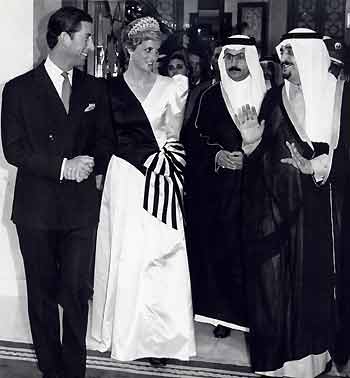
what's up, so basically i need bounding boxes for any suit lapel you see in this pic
[33,63,68,128]
[68,68,88,128]
[33,63,89,153]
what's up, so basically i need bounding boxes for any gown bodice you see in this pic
[109,74,188,173]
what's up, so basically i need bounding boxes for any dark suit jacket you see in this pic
[1,62,115,229]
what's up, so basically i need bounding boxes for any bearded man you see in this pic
[236,28,348,378]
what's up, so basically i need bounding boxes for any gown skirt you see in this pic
[91,154,196,361]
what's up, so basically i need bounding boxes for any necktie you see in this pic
[61,71,71,114]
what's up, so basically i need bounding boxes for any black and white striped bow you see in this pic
[143,140,186,229]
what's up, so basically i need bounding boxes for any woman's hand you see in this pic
[280,141,314,175]
[234,104,265,146]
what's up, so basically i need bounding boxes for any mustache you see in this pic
[282,61,293,68]
[228,66,241,72]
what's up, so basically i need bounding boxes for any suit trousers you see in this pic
[16,225,96,378]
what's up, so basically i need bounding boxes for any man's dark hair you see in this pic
[46,6,93,49]
[169,52,187,65]
[187,48,211,84]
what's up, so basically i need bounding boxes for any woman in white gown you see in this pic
[91,17,196,365]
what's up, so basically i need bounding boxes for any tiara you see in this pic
[128,17,160,38]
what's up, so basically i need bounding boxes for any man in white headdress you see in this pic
[185,35,266,338]
[234,28,349,377]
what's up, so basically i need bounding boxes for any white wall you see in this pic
[0,0,34,343]
[0,0,61,343]
[0,1,34,296]
[1,2,34,84]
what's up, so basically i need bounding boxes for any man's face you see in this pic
[168,58,187,77]
[223,48,249,82]
[189,53,201,80]
[64,21,94,68]
[211,46,222,74]
[280,44,300,85]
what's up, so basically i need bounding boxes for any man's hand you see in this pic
[64,156,94,183]
[234,104,265,146]
[217,150,243,170]
[280,141,314,175]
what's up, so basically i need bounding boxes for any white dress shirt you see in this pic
[44,55,73,97]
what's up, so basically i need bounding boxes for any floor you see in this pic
[0,321,349,377]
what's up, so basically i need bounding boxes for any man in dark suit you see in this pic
[1,7,114,378]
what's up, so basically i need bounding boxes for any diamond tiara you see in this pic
[127,17,160,38]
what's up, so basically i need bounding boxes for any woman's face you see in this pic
[168,58,187,77]
[130,39,160,73]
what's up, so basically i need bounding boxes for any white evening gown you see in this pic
[90,74,196,361]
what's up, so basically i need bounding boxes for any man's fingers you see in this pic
[245,104,255,120]
[226,163,243,170]
[219,151,243,168]
[285,142,300,166]
[251,106,258,119]
[231,151,243,157]
[286,141,297,160]
[291,143,303,160]
[237,109,244,124]
[79,155,94,162]
[286,142,303,167]
[66,166,77,180]
[64,156,94,182]
[281,157,298,169]
[70,169,76,180]
[79,164,93,173]
[234,114,241,128]
[76,170,90,182]
[226,157,241,165]
[227,155,243,164]
[76,156,95,167]
[242,106,248,122]
[77,166,92,178]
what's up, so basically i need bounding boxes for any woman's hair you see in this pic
[123,17,161,52]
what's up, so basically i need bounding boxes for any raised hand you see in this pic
[234,104,265,146]
[64,156,95,183]
[280,141,314,175]
[217,150,243,170]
